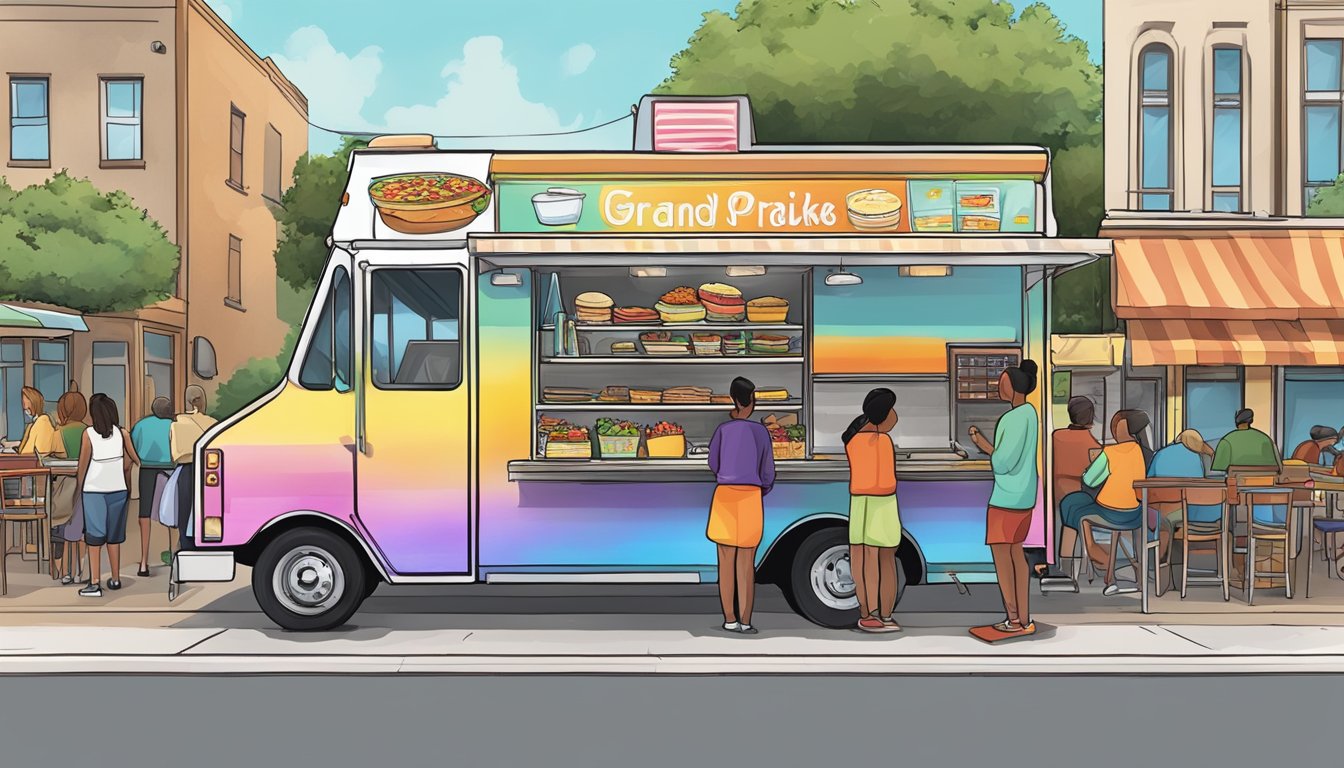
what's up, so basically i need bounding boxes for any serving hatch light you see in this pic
[725,265,767,277]
[630,266,668,278]
[900,265,953,278]
[490,271,523,286]
[824,269,863,286]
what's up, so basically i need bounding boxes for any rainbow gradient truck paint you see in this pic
[171,138,1108,631]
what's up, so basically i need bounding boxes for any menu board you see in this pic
[953,349,1020,402]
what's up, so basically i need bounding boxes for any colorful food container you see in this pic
[646,434,687,458]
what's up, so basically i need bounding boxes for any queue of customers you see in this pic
[2,384,216,596]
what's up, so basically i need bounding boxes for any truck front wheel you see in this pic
[785,527,905,629]
[253,527,367,631]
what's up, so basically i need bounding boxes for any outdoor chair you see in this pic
[1306,517,1344,598]
[1175,487,1231,601]
[0,468,52,596]
[1241,488,1295,605]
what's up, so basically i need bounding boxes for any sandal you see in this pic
[107,579,122,591]
[137,566,151,578]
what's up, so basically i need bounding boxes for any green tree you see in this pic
[211,328,300,419]
[0,172,178,312]
[274,136,366,290]
[1306,174,1344,216]
[659,0,1111,331]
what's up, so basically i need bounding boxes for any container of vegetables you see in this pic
[596,418,642,458]
[768,424,807,460]
[645,421,686,458]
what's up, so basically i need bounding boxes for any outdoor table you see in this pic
[1134,478,1228,614]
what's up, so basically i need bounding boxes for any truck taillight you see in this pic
[203,516,223,541]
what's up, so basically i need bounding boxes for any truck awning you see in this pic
[0,303,88,337]
[471,235,1108,267]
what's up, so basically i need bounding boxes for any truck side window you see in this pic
[299,266,352,392]
[370,268,462,390]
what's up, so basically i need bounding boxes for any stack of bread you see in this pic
[698,283,745,322]
[574,292,613,324]
[613,306,659,324]
[662,386,712,404]
[746,296,789,323]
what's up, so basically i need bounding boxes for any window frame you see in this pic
[91,340,130,420]
[225,234,244,310]
[99,76,144,167]
[1137,43,1175,211]
[1303,38,1344,210]
[32,339,69,415]
[368,266,466,392]
[143,330,176,412]
[298,265,353,393]
[9,75,50,167]
[263,123,283,203]
[1209,45,1244,212]
[228,104,246,193]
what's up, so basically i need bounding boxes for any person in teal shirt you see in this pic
[967,359,1040,640]
[130,397,175,577]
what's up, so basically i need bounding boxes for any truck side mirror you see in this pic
[193,336,218,380]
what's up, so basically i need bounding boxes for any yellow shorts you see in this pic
[707,485,764,548]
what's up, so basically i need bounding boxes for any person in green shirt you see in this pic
[1211,409,1281,472]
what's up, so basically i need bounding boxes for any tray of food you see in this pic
[596,418,641,458]
[655,287,706,324]
[368,173,491,234]
[646,421,686,458]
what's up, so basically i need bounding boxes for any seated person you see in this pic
[1290,425,1339,467]
[1059,410,1150,594]
[1147,430,1219,562]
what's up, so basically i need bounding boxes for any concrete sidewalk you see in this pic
[3,621,1344,675]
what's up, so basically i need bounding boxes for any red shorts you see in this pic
[986,505,1033,545]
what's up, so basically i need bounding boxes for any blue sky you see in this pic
[208,0,1101,154]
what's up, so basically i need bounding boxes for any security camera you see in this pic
[150,41,167,54]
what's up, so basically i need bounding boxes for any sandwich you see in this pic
[574,291,614,324]
[662,386,713,404]
[630,388,663,404]
[698,283,746,322]
[748,333,791,355]
[755,387,790,402]
[655,286,706,324]
[745,296,789,324]
[610,341,637,355]
[721,332,746,356]
[598,386,630,403]
[542,387,598,403]
[692,333,723,356]
[613,306,659,324]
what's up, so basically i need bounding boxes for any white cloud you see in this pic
[382,36,581,137]
[271,26,383,132]
[561,43,596,76]
[211,1,237,26]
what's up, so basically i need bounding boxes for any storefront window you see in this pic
[1185,366,1243,447]
[144,331,175,411]
[0,341,23,441]
[92,341,129,419]
[1138,44,1174,211]
[1282,367,1344,462]
[1304,39,1344,210]
[1210,46,1243,212]
[32,340,67,415]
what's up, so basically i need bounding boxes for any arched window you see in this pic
[1210,46,1243,211]
[1138,44,1174,210]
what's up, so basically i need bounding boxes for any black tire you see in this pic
[252,527,368,631]
[784,527,907,629]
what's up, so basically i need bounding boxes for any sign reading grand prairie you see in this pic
[495,178,1040,234]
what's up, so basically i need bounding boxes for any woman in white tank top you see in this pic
[76,394,141,597]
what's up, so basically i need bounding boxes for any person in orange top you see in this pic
[1290,426,1339,467]
[1059,410,1151,594]
[843,388,901,633]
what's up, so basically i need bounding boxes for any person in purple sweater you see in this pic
[707,377,776,634]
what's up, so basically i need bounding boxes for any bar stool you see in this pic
[1242,488,1295,605]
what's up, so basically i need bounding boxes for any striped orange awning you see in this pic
[1129,318,1344,367]
[1113,231,1344,321]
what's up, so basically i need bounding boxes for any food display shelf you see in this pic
[536,403,804,412]
[547,323,805,333]
[539,356,805,365]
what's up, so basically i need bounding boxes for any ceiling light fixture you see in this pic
[630,266,668,278]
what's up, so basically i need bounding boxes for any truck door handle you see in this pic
[340,436,356,456]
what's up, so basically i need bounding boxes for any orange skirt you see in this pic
[986,505,1033,545]
[707,485,764,548]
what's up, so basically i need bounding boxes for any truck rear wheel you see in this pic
[253,527,367,631]
[785,527,905,629]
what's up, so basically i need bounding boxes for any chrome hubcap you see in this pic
[810,544,859,611]
[273,545,344,616]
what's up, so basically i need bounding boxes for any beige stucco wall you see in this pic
[183,0,307,403]
[0,0,179,239]
[1104,0,1278,213]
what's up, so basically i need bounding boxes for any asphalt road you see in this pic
[1,674,1339,766]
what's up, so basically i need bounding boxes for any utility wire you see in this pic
[304,111,635,140]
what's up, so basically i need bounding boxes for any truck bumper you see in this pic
[169,550,236,601]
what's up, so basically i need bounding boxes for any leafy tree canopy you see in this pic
[1306,175,1344,216]
[274,136,366,290]
[0,172,178,313]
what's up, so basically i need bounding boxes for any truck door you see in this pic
[356,262,471,575]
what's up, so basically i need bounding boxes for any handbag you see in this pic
[157,465,182,527]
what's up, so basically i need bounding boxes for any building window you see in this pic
[263,124,283,202]
[92,341,129,420]
[100,78,143,163]
[9,77,49,164]
[0,341,24,442]
[1210,47,1243,212]
[143,331,175,411]
[1138,44,1174,211]
[1282,367,1344,461]
[1305,39,1344,209]
[226,235,243,308]
[32,340,68,415]
[1185,366,1244,448]
[228,105,245,191]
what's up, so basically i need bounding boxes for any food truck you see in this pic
[172,134,1110,631]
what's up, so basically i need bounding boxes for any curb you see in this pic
[4,653,1344,675]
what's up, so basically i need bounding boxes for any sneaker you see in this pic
[857,617,887,633]
[880,617,903,632]
[78,583,102,598]
[737,624,759,635]
[721,621,741,633]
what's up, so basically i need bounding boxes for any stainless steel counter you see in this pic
[507,458,993,483]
